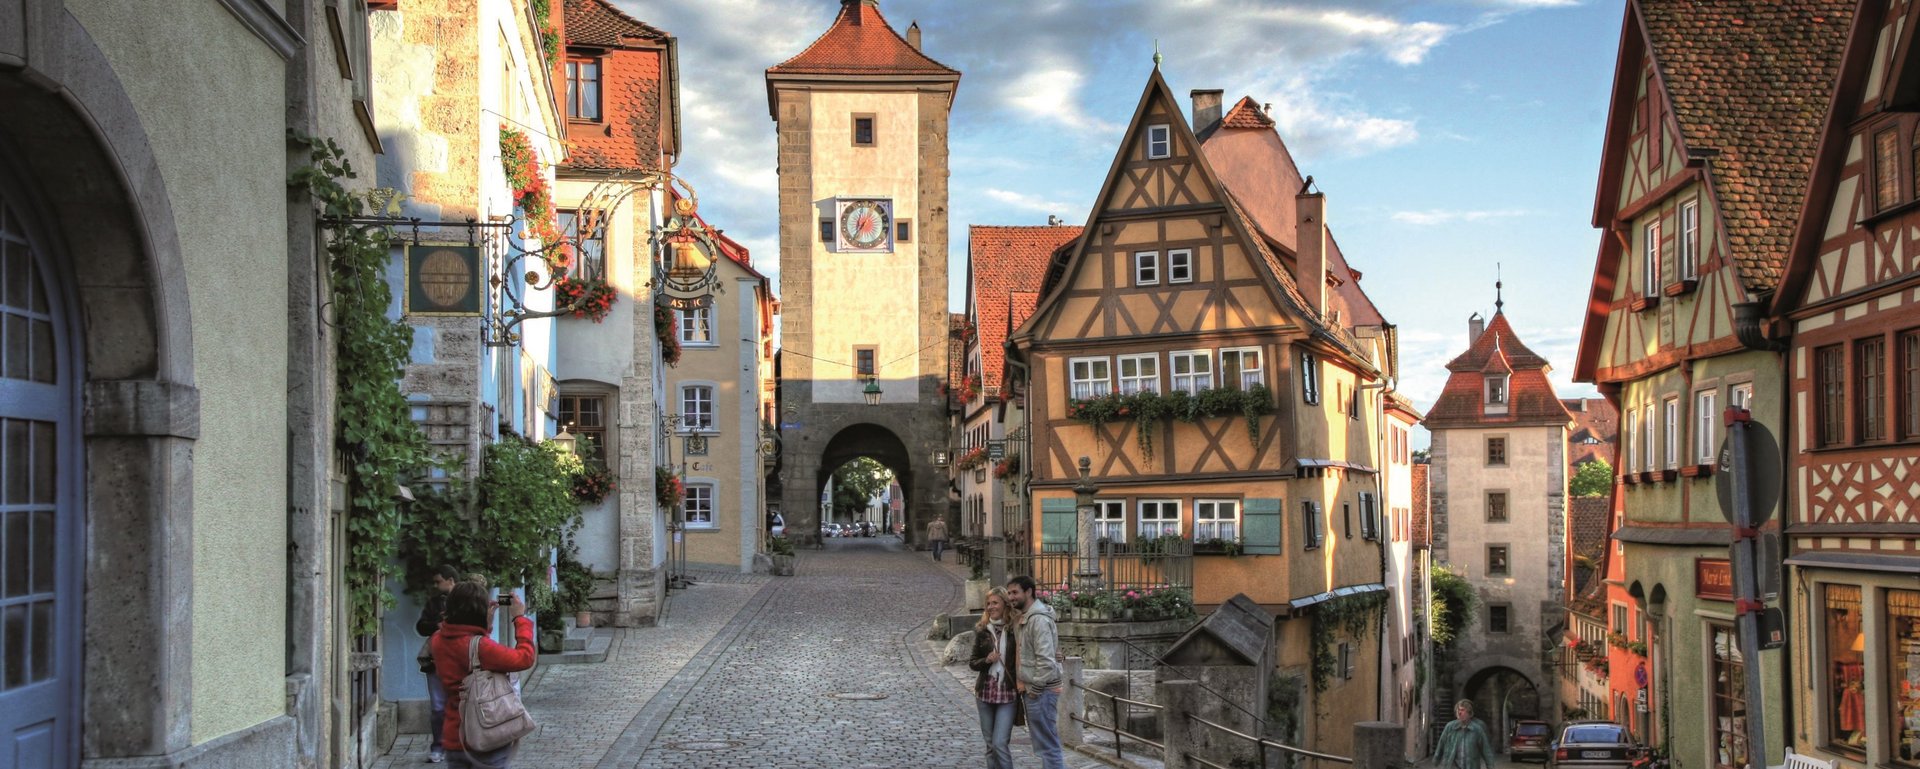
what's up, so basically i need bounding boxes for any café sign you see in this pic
[1696,558,1734,601]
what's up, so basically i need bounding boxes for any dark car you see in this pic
[1551,721,1642,769]
[1511,720,1552,762]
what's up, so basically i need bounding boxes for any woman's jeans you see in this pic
[447,743,515,769]
[976,699,1016,769]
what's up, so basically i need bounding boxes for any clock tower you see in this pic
[767,0,959,545]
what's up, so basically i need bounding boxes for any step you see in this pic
[537,630,612,665]
[562,626,591,652]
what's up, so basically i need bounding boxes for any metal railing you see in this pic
[993,545,1192,621]
[1071,681,1164,758]
[1185,712,1354,769]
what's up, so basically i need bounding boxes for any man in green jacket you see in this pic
[1432,699,1497,769]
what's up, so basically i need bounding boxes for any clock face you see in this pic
[838,199,892,251]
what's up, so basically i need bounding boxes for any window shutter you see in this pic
[1243,498,1283,555]
[1313,502,1325,548]
[1040,498,1077,553]
[1361,494,1378,541]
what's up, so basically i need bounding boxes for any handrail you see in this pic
[1068,713,1164,752]
[1187,713,1355,765]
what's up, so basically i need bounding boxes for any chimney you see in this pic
[1191,89,1223,133]
[1294,192,1327,318]
[1468,312,1485,345]
[907,21,921,50]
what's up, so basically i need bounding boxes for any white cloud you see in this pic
[1391,208,1530,225]
[998,58,1121,136]
[982,188,1079,218]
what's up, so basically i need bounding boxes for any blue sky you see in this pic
[622,0,1622,439]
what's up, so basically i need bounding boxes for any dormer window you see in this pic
[565,58,601,121]
[1485,374,1509,406]
[1147,124,1171,159]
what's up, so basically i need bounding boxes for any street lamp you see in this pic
[863,380,882,406]
[551,425,577,454]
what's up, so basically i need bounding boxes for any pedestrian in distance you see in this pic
[927,516,949,562]
[1005,575,1066,769]
[1431,699,1497,769]
[969,586,1023,769]
[415,565,460,764]
[431,580,537,768]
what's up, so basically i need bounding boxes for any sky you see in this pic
[619,0,1622,444]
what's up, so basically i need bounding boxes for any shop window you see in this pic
[1887,589,1920,766]
[1711,624,1750,769]
[1827,584,1866,756]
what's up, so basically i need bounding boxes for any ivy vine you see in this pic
[1429,563,1477,649]
[290,134,437,637]
[473,438,584,588]
[1309,590,1387,692]
[1066,385,1273,459]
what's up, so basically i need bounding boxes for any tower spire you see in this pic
[1495,263,1504,314]
[1153,40,1162,69]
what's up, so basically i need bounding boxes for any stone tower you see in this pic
[766,0,959,544]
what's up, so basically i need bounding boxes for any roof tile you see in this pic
[767,0,957,77]
[1424,312,1572,429]
[970,225,1081,396]
[563,0,665,48]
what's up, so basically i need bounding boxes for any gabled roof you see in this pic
[1568,496,1613,604]
[968,225,1081,397]
[767,0,957,77]
[1425,312,1572,429]
[948,313,970,407]
[1564,397,1618,468]
[1411,463,1430,549]
[563,0,666,48]
[1221,96,1274,130]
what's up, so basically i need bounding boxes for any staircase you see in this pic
[538,624,613,665]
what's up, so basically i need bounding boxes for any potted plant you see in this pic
[554,541,595,627]
[965,555,990,612]
[1193,537,1242,556]
[768,534,796,576]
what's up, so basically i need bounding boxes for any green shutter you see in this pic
[1243,498,1283,555]
[1040,498,1077,553]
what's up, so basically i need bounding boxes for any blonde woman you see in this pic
[969,587,1023,769]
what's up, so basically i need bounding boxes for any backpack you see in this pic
[459,636,536,751]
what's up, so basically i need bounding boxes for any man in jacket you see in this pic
[416,565,459,763]
[1006,575,1065,769]
[927,517,949,562]
[1431,699,1497,769]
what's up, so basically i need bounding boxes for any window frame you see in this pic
[1678,198,1700,281]
[1193,499,1241,542]
[852,114,876,147]
[1486,490,1509,523]
[1167,248,1194,283]
[677,306,714,346]
[1169,349,1214,394]
[1134,250,1159,286]
[557,392,609,466]
[1643,219,1662,298]
[1858,335,1888,443]
[1625,408,1638,472]
[1488,603,1512,634]
[557,209,606,281]
[1487,544,1511,577]
[1876,125,1903,212]
[1094,499,1126,543]
[1069,356,1113,400]
[1902,330,1920,440]
[1486,436,1507,467]
[564,57,602,121]
[683,481,716,527]
[1220,347,1263,390]
[1146,124,1171,159]
[1137,499,1181,539]
[895,219,912,243]
[1359,492,1378,541]
[854,346,878,380]
[680,384,715,433]
[1300,352,1320,405]
[1117,353,1160,395]
[1822,583,1865,758]
[1817,344,1847,447]
[1302,500,1324,550]
[1663,396,1680,469]
[819,219,834,243]
[1695,390,1717,463]
[1485,374,1509,406]
[1641,404,1657,471]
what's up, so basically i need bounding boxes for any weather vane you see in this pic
[1495,262,1504,313]
[1153,40,1162,69]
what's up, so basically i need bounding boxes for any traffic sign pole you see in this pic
[1723,406,1768,769]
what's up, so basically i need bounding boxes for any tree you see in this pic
[1570,457,1613,497]
[830,457,893,519]
[1411,448,1430,464]
[1429,564,1476,648]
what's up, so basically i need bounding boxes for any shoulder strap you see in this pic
[468,635,481,673]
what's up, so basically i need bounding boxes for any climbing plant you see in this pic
[1429,563,1477,649]
[289,135,438,637]
[1065,385,1273,459]
[473,438,584,588]
[1309,590,1387,692]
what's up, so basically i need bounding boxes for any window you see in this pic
[1824,584,1864,755]
[1486,491,1508,523]
[1118,354,1160,395]
[855,347,877,379]
[1337,641,1355,680]
[1134,251,1159,286]
[565,58,601,120]
[1486,436,1507,466]
[1625,409,1638,472]
[1696,390,1717,463]
[1167,248,1193,283]
[1709,624,1749,769]
[678,307,713,345]
[1905,331,1920,439]
[1302,501,1324,550]
[1069,357,1112,400]
[680,385,714,432]
[1663,396,1679,469]
[1612,604,1628,635]
[557,209,606,280]
[1487,545,1510,576]
[1731,382,1754,411]
[1194,500,1239,542]
[819,219,834,243]
[1488,604,1511,634]
[1641,404,1656,471]
[1859,336,1887,442]
[1679,199,1700,281]
[895,220,912,243]
[1643,220,1662,297]
[1300,352,1320,404]
[1170,351,1213,394]
[1094,500,1126,542]
[1877,128,1902,211]
[1342,503,1352,539]
[1138,500,1180,538]
[1147,124,1171,159]
[1347,385,1360,420]
[1359,493,1378,541]
[684,483,714,527]
[852,115,875,147]
[1221,348,1263,390]
[1817,344,1846,447]
[558,393,607,465]
[1886,590,1920,766]
[1485,374,1508,406]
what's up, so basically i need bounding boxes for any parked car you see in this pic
[1510,720,1552,762]
[1551,721,1642,769]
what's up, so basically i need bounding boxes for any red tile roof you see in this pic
[767,0,958,77]
[1568,496,1613,600]
[1411,463,1430,549]
[1423,312,1572,430]
[969,225,1082,397]
[1220,96,1273,130]
[1564,397,1618,468]
[1635,0,1854,291]
[563,0,665,48]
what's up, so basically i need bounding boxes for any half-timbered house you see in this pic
[1007,69,1393,754]
[1772,2,1920,766]
[1574,2,1849,764]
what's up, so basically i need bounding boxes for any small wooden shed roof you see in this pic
[1160,594,1271,667]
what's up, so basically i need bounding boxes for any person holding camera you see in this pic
[430,582,536,768]
[415,565,460,763]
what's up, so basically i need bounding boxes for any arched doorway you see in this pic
[1464,665,1542,747]
[0,152,83,769]
[812,424,916,544]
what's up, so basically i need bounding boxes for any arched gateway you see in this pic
[766,0,959,546]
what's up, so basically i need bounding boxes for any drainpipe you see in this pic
[1732,297,1785,352]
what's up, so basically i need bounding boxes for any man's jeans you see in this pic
[426,671,448,750]
[932,539,947,561]
[976,699,1016,769]
[1026,687,1066,769]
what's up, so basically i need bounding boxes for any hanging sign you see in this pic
[1696,558,1734,601]
[405,244,484,316]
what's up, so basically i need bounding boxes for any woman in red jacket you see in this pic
[431,581,536,768]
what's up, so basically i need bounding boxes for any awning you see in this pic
[1784,551,1920,575]
[1294,458,1379,475]
[1612,525,1730,546]
[1289,583,1387,611]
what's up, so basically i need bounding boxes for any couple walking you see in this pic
[969,575,1068,769]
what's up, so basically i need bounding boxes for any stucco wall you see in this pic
[66,0,293,744]
[666,264,762,571]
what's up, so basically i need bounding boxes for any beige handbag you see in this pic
[459,636,536,751]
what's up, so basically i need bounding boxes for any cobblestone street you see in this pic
[379,537,1106,768]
